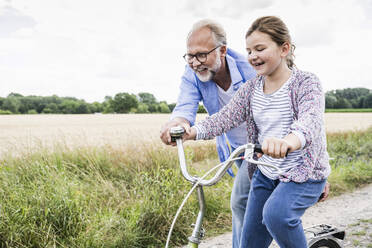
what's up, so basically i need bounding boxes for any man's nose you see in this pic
[191,57,201,68]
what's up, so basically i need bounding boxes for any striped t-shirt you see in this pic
[252,75,304,180]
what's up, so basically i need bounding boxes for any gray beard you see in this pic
[196,70,215,82]
[196,56,221,82]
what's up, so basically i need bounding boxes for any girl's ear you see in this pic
[281,42,290,57]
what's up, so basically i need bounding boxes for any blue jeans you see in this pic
[231,159,250,248]
[240,169,326,248]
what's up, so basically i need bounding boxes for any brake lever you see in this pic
[243,144,283,174]
[245,158,283,174]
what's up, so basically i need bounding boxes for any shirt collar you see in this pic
[226,52,243,86]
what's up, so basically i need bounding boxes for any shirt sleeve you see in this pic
[193,125,206,140]
[171,67,202,126]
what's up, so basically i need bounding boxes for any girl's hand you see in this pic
[182,126,197,141]
[260,133,301,158]
[318,181,330,202]
[261,137,291,158]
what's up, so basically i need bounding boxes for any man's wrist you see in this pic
[171,117,190,127]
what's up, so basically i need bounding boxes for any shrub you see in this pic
[0,109,12,114]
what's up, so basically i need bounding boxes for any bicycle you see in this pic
[166,126,345,248]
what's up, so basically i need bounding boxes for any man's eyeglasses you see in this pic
[183,45,221,63]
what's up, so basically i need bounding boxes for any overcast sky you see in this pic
[1,0,372,103]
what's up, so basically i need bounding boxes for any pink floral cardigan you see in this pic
[194,67,331,183]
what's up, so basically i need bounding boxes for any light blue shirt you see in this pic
[171,48,256,164]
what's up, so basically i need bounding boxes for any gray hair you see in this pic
[188,19,227,46]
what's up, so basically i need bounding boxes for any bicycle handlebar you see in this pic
[175,138,247,186]
[170,126,283,186]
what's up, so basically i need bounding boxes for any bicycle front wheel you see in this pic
[309,239,342,248]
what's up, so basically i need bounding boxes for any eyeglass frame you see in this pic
[183,45,222,64]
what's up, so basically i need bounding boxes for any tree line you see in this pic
[0,88,371,114]
[325,87,372,109]
[0,92,180,114]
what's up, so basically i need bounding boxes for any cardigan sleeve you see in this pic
[289,72,325,148]
[194,82,250,140]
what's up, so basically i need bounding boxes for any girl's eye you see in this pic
[257,48,264,52]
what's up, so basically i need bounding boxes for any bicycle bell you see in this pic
[170,126,185,142]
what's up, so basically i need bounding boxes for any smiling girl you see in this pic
[183,16,331,248]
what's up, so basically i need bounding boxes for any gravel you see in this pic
[186,184,372,248]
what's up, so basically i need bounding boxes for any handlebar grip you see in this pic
[254,144,263,154]
[170,126,185,142]
[254,144,289,157]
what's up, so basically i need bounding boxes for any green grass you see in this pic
[0,127,371,247]
[325,108,372,112]
[351,230,367,236]
[0,142,231,247]
[326,127,372,196]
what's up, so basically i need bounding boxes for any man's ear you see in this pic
[220,45,227,57]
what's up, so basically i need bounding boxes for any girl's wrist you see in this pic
[192,125,207,140]
[284,133,301,151]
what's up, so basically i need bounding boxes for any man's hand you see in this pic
[318,181,330,202]
[160,118,190,146]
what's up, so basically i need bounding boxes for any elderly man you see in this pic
[160,19,256,248]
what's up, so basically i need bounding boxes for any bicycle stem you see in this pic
[188,186,205,246]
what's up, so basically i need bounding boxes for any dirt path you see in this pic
[193,184,372,248]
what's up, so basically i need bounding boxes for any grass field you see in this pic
[0,114,371,247]
[0,113,371,157]
[326,108,372,113]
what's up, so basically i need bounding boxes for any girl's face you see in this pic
[245,31,288,76]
